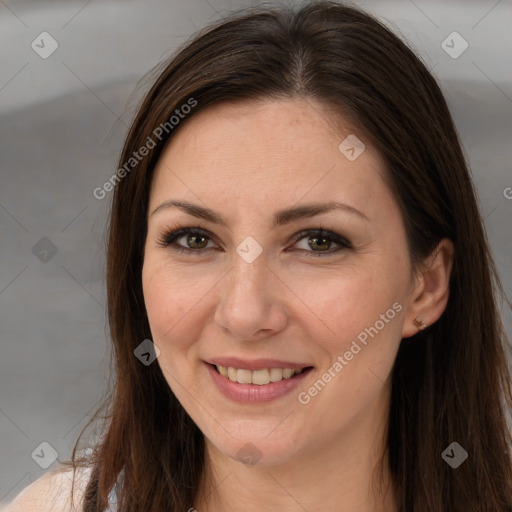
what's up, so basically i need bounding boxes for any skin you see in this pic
[142,98,453,512]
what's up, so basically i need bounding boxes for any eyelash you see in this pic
[156,225,352,257]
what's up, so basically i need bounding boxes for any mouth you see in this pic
[209,363,314,386]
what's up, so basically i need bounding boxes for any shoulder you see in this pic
[3,465,93,512]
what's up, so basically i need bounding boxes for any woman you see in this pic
[7,1,512,511]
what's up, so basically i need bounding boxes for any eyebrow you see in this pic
[150,199,368,228]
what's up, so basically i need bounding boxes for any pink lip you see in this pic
[205,362,313,404]
[205,357,311,371]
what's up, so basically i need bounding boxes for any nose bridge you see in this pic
[226,247,269,304]
[214,246,286,338]
[225,232,268,294]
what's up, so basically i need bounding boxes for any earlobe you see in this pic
[401,238,454,338]
[413,318,427,331]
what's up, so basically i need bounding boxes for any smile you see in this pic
[205,362,314,403]
[214,365,308,385]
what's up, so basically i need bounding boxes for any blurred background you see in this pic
[1,0,511,505]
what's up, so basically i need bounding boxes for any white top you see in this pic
[3,466,118,512]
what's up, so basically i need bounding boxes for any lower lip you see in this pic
[205,363,313,404]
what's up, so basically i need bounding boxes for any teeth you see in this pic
[236,369,252,384]
[215,365,305,385]
[282,368,295,379]
[252,368,270,385]
[270,368,283,382]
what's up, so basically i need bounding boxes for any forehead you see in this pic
[149,98,391,223]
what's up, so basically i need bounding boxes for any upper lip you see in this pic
[206,357,313,371]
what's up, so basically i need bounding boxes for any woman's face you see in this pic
[142,98,416,466]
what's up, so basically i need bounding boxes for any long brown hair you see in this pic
[63,1,512,510]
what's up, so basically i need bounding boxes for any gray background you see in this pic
[1,0,511,505]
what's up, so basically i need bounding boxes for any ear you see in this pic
[402,238,454,338]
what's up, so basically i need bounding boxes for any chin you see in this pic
[202,418,307,467]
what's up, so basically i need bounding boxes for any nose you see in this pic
[214,253,288,341]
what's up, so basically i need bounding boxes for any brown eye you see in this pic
[157,227,217,253]
[291,229,352,256]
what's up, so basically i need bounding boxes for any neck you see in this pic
[194,381,398,512]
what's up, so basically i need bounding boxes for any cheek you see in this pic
[290,260,407,400]
[141,262,205,395]
[142,257,226,380]
[144,252,204,312]
[142,261,199,347]
[295,265,403,343]
[294,275,403,425]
